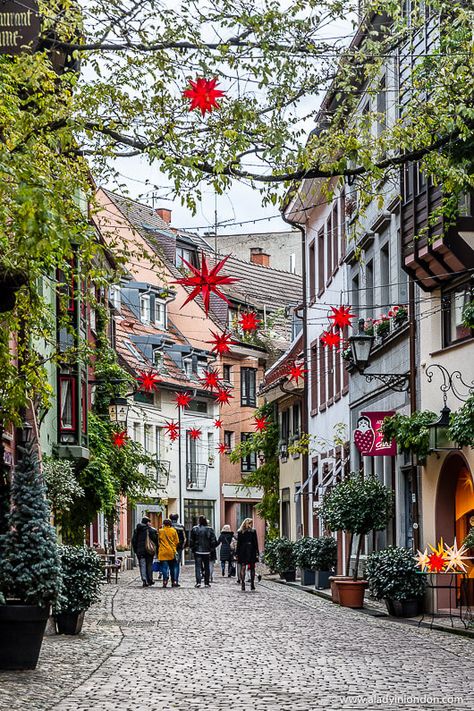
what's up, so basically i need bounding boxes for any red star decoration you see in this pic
[321,330,341,348]
[112,430,127,448]
[164,421,179,440]
[287,362,306,384]
[189,427,202,440]
[215,388,233,406]
[427,553,446,573]
[239,311,260,332]
[214,418,223,429]
[175,391,192,409]
[137,370,160,393]
[217,442,229,455]
[328,306,355,329]
[207,330,234,355]
[174,253,238,315]
[200,368,221,391]
[254,416,268,432]
[183,77,225,116]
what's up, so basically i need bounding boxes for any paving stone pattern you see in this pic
[0,568,473,711]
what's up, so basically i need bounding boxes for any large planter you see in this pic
[315,570,331,590]
[301,569,316,586]
[329,575,350,604]
[337,579,368,608]
[0,603,49,670]
[55,609,86,635]
[385,598,421,618]
[280,570,296,582]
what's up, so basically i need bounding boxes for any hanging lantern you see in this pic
[254,416,268,432]
[428,406,459,452]
[328,305,355,329]
[215,388,233,405]
[239,311,260,332]
[200,368,221,391]
[214,418,223,429]
[175,391,192,409]
[137,370,160,393]
[183,77,225,115]
[207,330,234,355]
[189,427,202,440]
[174,253,238,315]
[112,430,127,448]
[321,329,342,348]
[164,420,179,440]
[217,442,229,455]
[108,397,129,428]
[287,362,306,384]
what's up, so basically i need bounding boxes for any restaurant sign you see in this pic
[0,0,40,55]
[354,411,397,457]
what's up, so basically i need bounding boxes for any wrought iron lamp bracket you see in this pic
[363,372,410,393]
[425,364,474,404]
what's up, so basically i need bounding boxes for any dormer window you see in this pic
[155,299,166,329]
[176,246,197,269]
[109,285,121,310]
[140,294,151,324]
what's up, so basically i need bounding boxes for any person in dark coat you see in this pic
[131,516,158,587]
[217,524,235,576]
[189,516,217,587]
[236,518,259,591]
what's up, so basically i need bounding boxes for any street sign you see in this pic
[0,0,40,55]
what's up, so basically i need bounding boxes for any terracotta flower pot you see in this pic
[329,575,350,604]
[337,579,368,608]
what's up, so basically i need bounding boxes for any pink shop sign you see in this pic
[353,411,397,457]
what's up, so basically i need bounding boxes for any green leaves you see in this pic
[366,546,426,602]
[380,411,437,461]
[449,396,474,449]
[320,474,393,537]
[294,536,337,571]
[54,545,103,613]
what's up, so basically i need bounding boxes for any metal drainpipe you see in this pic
[281,213,309,536]
[408,276,420,551]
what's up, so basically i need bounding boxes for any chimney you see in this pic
[250,247,270,268]
[156,208,172,225]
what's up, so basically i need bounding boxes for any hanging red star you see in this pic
[183,77,225,116]
[321,330,342,348]
[175,391,192,409]
[215,388,233,405]
[174,253,238,315]
[214,418,223,429]
[164,421,179,440]
[287,362,306,384]
[239,311,260,332]
[137,370,160,393]
[217,442,230,455]
[254,416,268,432]
[207,330,234,355]
[189,427,202,440]
[200,368,221,391]
[112,430,127,448]
[328,306,355,329]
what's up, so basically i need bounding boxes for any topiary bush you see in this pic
[295,536,337,571]
[54,546,104,614]
[366,546,426,602]
[264,537,296,574]
[0,444,61,607]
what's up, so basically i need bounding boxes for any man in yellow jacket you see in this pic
[157,519,180,587]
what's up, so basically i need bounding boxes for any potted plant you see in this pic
[389,305,408,327]
[265,537,297,581]
[363,318,374,336]
[0,444,61,669]
[312,536,337,590]
[54,545,104,635]
[320,474,393,608]
[295,537,318,586]
[374,315,391,339]
[366,546,426,617]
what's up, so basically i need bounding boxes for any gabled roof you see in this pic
[260,332,304,394]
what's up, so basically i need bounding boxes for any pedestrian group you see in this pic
[132,515,260,591]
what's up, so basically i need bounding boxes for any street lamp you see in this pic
[108,397,129,428]
[427,405,458,452]
[349,319,374,372]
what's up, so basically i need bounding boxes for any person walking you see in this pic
[132,516,158,588]
[157,519,180,588]
[189,516,217,588]
[170,512,187,586]
[217,524,235,577]
[236,518,259,591]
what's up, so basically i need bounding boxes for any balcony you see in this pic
[186,463,208,491]
[146,458,171,489]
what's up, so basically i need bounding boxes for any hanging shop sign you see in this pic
[0,0,40,55]
[354,411,396,457]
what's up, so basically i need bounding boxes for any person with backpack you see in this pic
[170,512,187,586]
[236,518,259,591]
[131,516,158,587]
[189,516,217,588]
[157,519,180,588]
[216,524,235,577]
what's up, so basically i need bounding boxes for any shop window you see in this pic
[241,433,257,473]
[443,281,473,346]
[241,367,256,407]
[59,376,77,432]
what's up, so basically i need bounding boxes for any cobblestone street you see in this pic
[1,569,473,711]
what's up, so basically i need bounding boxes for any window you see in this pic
[176,246,196,268]
[335,345,342,397]
[241,367,257,407]
[327,345,334,402]
[241,433,257,472]
[223,364,232,383]
[443,281,473,346]
[292,403,300,438]
[380,243,390,308]
[207,432,215,465]
[309,240,316,300]
[144,424,153,453]
[153,349,163,367]
[326,214,332,280]
[319,344,326,405]
[154,299,166,328]
[109,284,121,310]
[281,409,290,444]
[187,400,209,415]
[332,203,339,269]
[365,260,374,318]
[155,427,162,458]
[125,340,145,363]
[310,342,318,412]
[289,253,296,274]
[376,76,387,141]
[133,422,141,444]
[59,376,76,432]
[186,431,198,467]
[403,162,414,202]
[140,294,151,324]
[318,227,325,294]
[281,488,291,538]
[237,502,254,528]
[352,274,360,316]
[224,431,234,452]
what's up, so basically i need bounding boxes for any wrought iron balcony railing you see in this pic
[186,463,208,491]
